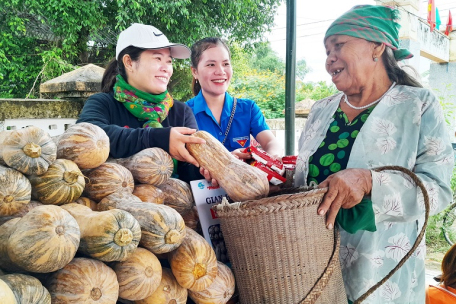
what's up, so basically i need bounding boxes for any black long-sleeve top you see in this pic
[77,92,202,183]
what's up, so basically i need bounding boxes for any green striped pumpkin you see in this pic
[0,274,51,304]
[0,165,31,216]
[2,126,57,176]
[98,191,186,254]
[7,205,80,273]
[29,159,85,205]
[61,203,141,262]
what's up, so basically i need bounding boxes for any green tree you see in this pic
[296,58,310,81]
[0,0,281,98]
[250,42,285,74]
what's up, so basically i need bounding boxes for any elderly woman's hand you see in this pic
[169,127,205,167]
[317,168,372,229]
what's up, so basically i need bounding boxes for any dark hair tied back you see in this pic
[382,47,422,88]
[101,46,146,93]
[190,37,231,96]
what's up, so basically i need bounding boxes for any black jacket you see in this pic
[77,92,202,183]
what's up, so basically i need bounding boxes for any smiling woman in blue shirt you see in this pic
[186,38,283,161]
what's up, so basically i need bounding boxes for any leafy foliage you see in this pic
[0,0,281,98]
[228,43,336,119]
[231,69,286,119]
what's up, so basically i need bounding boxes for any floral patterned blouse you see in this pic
[295,85,454,304]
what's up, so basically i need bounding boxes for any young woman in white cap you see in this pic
[77,23,204,182]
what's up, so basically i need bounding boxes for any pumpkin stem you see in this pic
[165,229,181,244]
[169,300,177,304]
[163,284,171,293]
[3,195,14,204]
[90,288,102,301]
[63,171,79,184]
[114,228,133,246]
[145,266,154,278]
[23,143,41,158]
[192,263,207,280]
[55,225,65,236]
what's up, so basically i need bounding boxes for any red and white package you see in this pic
[243,146,285,175]
[250,161,287,185]
[282,155,298,170]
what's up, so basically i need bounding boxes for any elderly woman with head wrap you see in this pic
[294,5,453,304]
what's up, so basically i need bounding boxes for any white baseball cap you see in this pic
[116,23,190,60]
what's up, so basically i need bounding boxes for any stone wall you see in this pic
[0,98,306,153]
[0,98,83,136]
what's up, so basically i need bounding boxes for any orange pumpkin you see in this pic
[116,148,173,185]
[169,228,218,292]
[157,178,194,216]
[132,184,165,204]
[188,261,236,304]
[46,257,119,303]
[136,268,187,304]
[182,206,199,230]
[113,247,162,301]
[74,197,98,210]
[187,131,269,201]
[83,163,134,201]
[56,122,110,169]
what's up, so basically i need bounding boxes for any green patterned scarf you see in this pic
[113,75,174,128]
[324,5,413,61]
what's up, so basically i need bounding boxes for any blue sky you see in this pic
[266,0,455,83]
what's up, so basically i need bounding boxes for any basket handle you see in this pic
[354,166,430,303]
[300,227,341,304]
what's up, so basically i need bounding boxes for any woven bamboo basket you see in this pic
[214,166,430,304]
[215,187,347,304]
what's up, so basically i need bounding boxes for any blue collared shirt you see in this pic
[186,91,269,152]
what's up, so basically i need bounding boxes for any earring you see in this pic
[373,57,378,62]
[195,79,199,84]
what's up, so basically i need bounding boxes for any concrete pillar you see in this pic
[39,64,104,101]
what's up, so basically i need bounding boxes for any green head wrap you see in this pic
[324,5,413,61]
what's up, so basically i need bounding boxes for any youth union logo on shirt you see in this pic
[233,136,249,147]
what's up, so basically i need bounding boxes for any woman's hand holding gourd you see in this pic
[317,168,372,229]
[169,127,205,167]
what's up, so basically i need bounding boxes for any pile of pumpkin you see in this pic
[0,122,235,304]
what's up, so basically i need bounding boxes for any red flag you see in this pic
[445,11,453,36]
[428,0,436,31]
